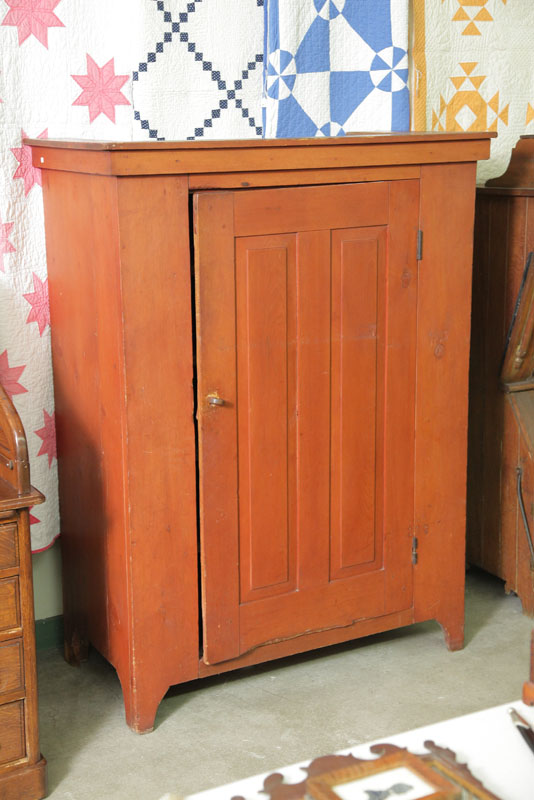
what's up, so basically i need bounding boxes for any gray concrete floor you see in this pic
[37,569,533,800]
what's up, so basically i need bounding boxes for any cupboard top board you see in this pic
[26,132,495,177]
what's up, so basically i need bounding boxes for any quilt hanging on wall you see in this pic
[1,0,411,552]
[263,0,410,138]
[411,0,534,183]
[0,0,264,552]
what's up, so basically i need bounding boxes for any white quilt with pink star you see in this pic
[0,0,140,551]
[0,0,265,551]
[1,0,413,553]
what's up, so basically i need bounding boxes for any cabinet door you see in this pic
[194,180,419,665]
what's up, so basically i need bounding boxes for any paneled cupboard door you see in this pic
[194,180,419,666]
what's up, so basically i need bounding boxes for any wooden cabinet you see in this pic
[468,136,534,613]
[28,132,492,733]
[0,385,46,798]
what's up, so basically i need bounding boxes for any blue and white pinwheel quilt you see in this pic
[263,0,410,138]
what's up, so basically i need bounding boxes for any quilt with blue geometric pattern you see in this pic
[263,0,409,138]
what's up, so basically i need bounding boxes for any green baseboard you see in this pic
[35,615,63,651]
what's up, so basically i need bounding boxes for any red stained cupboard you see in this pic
[28,133,492,732]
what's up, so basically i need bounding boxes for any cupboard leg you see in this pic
[524,683,534,705]
[119,675,169,734]
[438,617,465,652]
[63,627,89,666]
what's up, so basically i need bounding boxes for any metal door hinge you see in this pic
[416,230,423,261]
[412,536,418,565]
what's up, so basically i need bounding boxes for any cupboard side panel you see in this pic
[466,191,490,567]
[414,162,477,647]
[117,176,199,708]
[42,171,130,676]
[479,197,509,576]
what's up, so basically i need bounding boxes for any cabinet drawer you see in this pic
[0,700,25,765]
[0,578,20,633]
[0,523,18,570]
[0,640,23,696]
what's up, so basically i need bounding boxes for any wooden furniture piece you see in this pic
[468,135,534,614]
[500,252,534,389]
[0,384,46,799]
[28,132,492,733]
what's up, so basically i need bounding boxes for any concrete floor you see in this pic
[37,569,533,800]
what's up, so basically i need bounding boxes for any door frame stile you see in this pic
[193,191,241,665]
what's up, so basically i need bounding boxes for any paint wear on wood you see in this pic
[31,133,491,732]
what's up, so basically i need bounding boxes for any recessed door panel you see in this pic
[236,237,298,602]
[330,229,386,579]
[194,181,419,665]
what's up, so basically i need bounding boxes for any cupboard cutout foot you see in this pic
[518,590,534,618]
[524,682,534,705]
[438,619,465,652]
[120,678,169,734]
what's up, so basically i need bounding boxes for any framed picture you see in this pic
[306,751,460,800]
[259,742,502,800]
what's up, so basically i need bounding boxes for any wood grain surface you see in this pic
[195,180,418,664]
[468,152,534,616]
[32,134,490,730]
[0,384,45,797]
